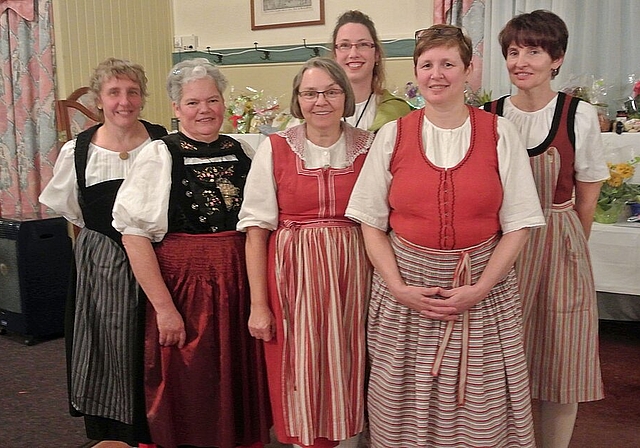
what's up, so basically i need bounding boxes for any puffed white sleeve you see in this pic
[496,116,546,233]
[39,140,84,227]
[345,120,397,231]
[574,101,610,182]
[236,137,279,231]
[112,139,173,242]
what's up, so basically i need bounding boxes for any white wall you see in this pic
[173,1,433,49]
[171,1,433,111]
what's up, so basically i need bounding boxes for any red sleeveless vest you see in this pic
[388,107,502,250]
[270,133,367,223]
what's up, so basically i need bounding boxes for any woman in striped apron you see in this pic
[484,10,607,448]
[346,25,545,447]
[39,58,167,445]
[238,57,374,448]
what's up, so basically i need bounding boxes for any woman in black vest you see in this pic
[113,58,271,448]
[39,57,167,445]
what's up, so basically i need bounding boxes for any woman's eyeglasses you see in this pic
[298,89,345,101]
[414,27,465,42]
[334,42,376,52]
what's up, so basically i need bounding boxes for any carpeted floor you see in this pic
[568,320,640,448]
[0,331,90,448]
[1,320,639,448]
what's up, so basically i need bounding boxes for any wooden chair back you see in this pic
[55,87,102,144]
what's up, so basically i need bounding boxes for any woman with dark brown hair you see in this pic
[485,10,607,448]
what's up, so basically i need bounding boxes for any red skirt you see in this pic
[145,232,271,448]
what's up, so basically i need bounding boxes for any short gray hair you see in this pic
[166,58,228,103]
[290,57,355,119]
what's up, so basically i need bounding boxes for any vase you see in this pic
[594,202,625,224]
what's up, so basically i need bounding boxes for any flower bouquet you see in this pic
[595,156,640,223]
[403,82,425,109]
[561,75,612,131]
[225,86,280,134]
[624,75,640,119]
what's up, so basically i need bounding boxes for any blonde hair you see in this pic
[88,57,148,119]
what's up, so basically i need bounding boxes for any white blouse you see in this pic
[343,94,378,130]
[39,138,150,228]
[501,95,609,182]
[237,134,350,232]
[112,138,255,242]
[345,115,546,234]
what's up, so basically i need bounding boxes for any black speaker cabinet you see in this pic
[0,216,72,344]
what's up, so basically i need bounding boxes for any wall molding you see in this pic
[172,39,415,66]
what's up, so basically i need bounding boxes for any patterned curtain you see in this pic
[433,0,486,93]
[0,0,57,218]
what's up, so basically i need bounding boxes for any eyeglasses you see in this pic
[414,26,465,42]
[298,89,345,101]
[334,42,376,52]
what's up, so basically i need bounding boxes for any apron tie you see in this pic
[430,250,472,406]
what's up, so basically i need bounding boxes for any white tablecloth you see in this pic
[226,133,267,158]
[589,222,640,320]
[589,222,640,296]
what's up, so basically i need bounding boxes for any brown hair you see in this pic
[498,10,568,62]
[331,10,385,96]
[290,57,355,119]
[413,24,473,69]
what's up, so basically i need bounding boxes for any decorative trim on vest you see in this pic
[163,133,251,234]
[276,123,374,166]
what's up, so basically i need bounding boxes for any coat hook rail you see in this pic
[194,40,331,64]
[253,42,271,60]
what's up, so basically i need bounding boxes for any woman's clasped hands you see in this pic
[391,284,487,321]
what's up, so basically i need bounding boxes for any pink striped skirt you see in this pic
[367,232,534,447]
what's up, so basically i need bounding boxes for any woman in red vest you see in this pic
[346,25,544,447]
[484,10,607,448]
[238,57,374,448]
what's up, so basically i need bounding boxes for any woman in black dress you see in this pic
[113,58,271,448]
[39,57,167,445]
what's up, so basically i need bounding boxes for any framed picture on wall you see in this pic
[250,0,325,30]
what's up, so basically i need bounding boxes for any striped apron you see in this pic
[70,227,138,423]
[266,218,371,446]
[516,146,604,403]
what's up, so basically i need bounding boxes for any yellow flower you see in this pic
[611,162,635,179]
[598,156,640,212]
[606,172,624,187]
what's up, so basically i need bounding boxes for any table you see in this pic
[589,222,640,320]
